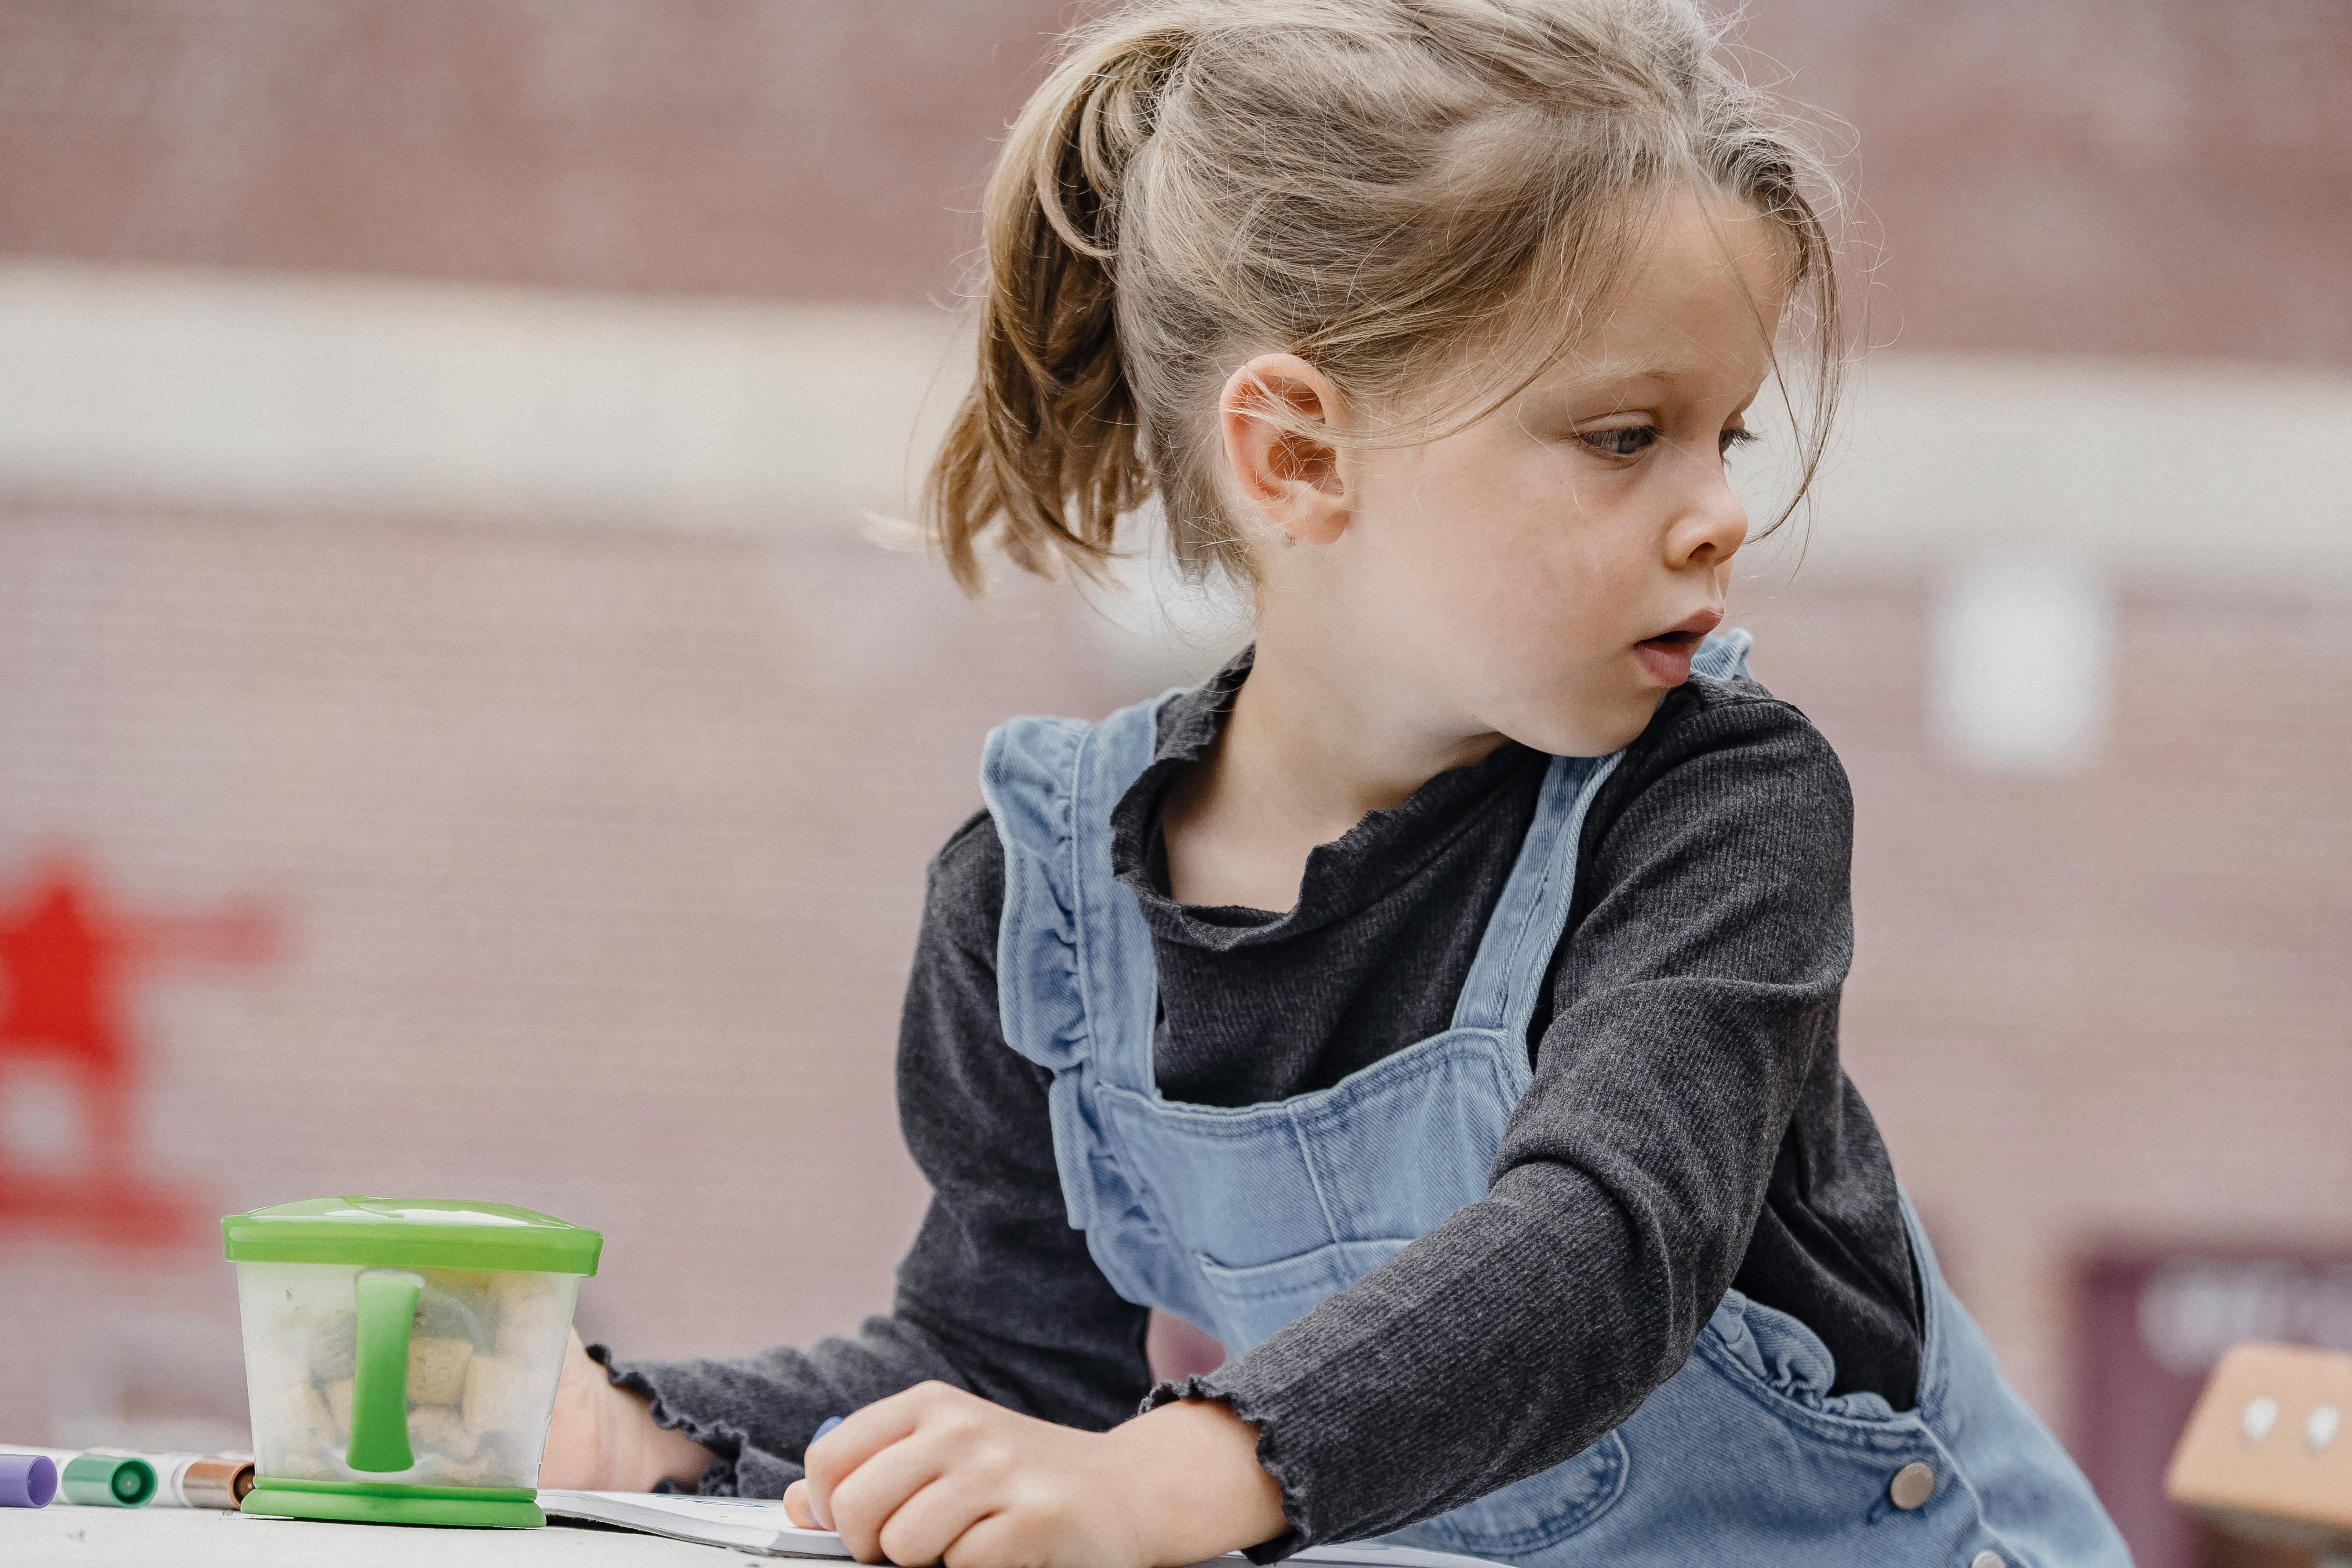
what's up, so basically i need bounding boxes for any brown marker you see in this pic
[171,1455,255,1509]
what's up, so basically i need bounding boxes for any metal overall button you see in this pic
[1887,1461,1935,1510]
[1971,1552,2006,1568]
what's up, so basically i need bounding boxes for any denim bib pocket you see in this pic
[1397,1432,1630,1558]
[1194,1238,1417,1352]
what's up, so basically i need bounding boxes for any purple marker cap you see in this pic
[0,1453,57,1508]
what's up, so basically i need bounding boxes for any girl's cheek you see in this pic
[1385,446,1620,677]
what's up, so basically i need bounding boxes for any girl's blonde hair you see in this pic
[925,0,1846,594]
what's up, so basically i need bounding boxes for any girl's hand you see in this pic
[782,1382,1284,1568]
[539,1327,718,1491]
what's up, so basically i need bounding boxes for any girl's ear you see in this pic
[1218,354,1351,546]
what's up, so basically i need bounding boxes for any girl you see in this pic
[544,3,2130,1566]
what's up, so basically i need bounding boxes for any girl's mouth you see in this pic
[1631,609,1720,687]
[1633,630,1701,686]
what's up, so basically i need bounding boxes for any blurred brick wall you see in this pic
[0,0,2344,362]
[0,0,1071,303]
[1730,0,2352,365]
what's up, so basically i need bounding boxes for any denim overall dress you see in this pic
[979,632,2129,1568]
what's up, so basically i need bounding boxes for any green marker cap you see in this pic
[220,1196,601,1275]
[62,1453,155,1508]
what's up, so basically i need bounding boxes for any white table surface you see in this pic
[3,1503,773,1565]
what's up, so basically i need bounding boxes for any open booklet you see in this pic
[540,1492,1506,1567]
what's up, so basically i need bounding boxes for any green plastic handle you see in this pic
[345,1267,423,1472]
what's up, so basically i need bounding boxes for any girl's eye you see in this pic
[1575,425,1760,460]
[1576,425,1657,458]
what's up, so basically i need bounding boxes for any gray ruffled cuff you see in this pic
[588,1343,806,1498]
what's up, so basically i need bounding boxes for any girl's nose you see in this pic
[1667,455,1749,570]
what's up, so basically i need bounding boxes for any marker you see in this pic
[169,1454,257,1510]
[60,1452,156,1507]
[813,1416,844,1442]
[0,1454,56,1509]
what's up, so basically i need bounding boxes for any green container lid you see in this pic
[221,1196,601,1275]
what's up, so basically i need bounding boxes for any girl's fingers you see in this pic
[939,1508,1038,1568]
[873,1473,999,1568]
[782,1479,819,1530]
[828,1425,958,1563]
[802,1391,933,1535]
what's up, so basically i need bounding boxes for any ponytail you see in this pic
[923,23,1192,594]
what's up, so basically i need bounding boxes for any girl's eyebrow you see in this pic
[1525,370,1683,415]
[1570,356,1690,381]
[1538,352,1763,406]
[1555,347,1727,387]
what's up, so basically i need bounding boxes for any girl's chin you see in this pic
[1489,684,1663,761]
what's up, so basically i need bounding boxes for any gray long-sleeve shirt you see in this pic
[594,652,1920,1553]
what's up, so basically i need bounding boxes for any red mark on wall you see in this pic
[0,858,276,1244]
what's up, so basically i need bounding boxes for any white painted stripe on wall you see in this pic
[0,261,970,530]
[0,261,2347,584]
[1731,353,2352,587]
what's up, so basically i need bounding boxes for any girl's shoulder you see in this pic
[1648,666,1842,767]
[1597,670,1853,846]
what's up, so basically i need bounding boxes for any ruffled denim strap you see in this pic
[978,692,1174,1238]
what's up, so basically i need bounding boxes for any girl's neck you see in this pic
[1159,617,1507,913]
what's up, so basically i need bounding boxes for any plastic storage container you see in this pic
[222,1197,601,1528]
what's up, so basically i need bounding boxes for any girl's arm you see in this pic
[542,811,1154,1495]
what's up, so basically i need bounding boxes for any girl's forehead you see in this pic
[1508,192,1792,405]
